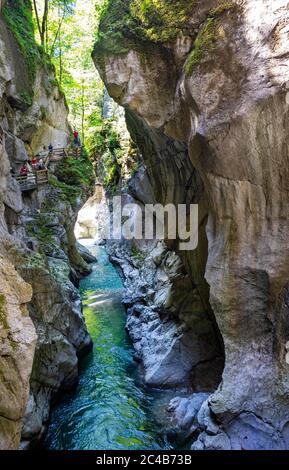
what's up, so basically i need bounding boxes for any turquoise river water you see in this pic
[44,244,176,450]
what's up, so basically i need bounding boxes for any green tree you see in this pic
[31,0,105,150]
[32,0,73,51]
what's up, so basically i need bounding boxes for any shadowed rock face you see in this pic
[94,0,289,449]
[107,236,223,391]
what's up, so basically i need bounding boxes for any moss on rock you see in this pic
[209,2,236,17]
[94,0,239,79]
[48,174,83,207]
[94,0,196,57]
[54,155,94,189]
[184,1,238,75]
[0,294,9,330]
[185,17,216,74]
[2,0,40,86]
[26,214,55,249]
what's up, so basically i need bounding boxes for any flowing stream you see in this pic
[45,243,177,450]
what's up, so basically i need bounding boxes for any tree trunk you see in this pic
[41,0,49,50]
[32,0,42,39]
[50,13,65,58]
[59,25,63,86]
[81,81,85,146]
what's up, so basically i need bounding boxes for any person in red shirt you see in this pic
[31,156,38,170]
[19,163,28,177]
[73,130,81,148]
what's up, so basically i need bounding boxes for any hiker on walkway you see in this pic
[48,143,53,154]
[73,130,81,147]
[19,163,28,177]
[38,158,45,170]
[31,156,38,170]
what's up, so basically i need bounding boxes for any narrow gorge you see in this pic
[1,0,289,453]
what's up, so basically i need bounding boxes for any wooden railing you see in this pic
[15,145,82,192]
[16,173,37,192]
[45,146,82,166]
[73,146,82,158]
[16,169,48,192]
[36,169,49,185]
[48,147,68,162]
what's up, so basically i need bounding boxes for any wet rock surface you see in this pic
[108,238,223,391]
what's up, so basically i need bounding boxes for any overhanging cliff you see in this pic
[93,0,289,450]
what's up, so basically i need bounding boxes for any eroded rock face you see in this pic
[108,238,223,390]
[0,10,69,156]
[0,105,36,450]
[0,248,36,450]
[94,0,289,449]
[167,393,210,438]
[0,5,92,448]
[75,184,108,240]
[18,257,91,444]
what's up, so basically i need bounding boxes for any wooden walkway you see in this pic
[16,169,49,192]
[45,145,82,165]
[15,145,83,192]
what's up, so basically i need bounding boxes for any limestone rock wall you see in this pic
[0,244,37,450]
[108,237,223,390]
[94,0,289,450]
[0,12,69,167]
[0,5,92,449]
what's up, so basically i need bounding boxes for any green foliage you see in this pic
[95,0,238,78]
[103,161,120,190]
[54,154,94,189]
[130,0,196,43]
[131,245,146,263]
[94,0,133,55]
[89,116,123,190]
[40,0,103,151]
[27,214,55,247]
[184,17,216,74]
[2,0,40,85]
[20,90,33,107]
[40,105,48,120]
[120,138,141,184]
[0,294,9,330]
[48,153,94,207]
[19,251,48,271]
[48,77,58,89]
[94,0,196,56]
[48,174,82,207]
[26,210,72,258]
[88,115,119,155]
[209,2,236,16]
[2,0,69,104]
